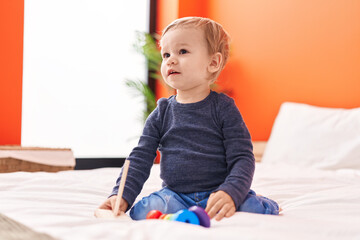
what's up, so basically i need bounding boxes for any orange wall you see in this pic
[0,0,24,145]
[156,0,360,140]
[2,1,359,144]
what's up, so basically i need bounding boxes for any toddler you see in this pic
[98,17,279,221]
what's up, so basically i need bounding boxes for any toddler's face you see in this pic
[160,27,213,93]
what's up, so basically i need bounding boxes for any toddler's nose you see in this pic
[167,56,177,65]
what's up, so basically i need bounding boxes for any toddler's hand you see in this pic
[98,195,129,216]
[205,190,236,221]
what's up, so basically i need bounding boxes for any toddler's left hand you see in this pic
[205,190,236,221]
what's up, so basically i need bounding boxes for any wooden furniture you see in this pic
[253,141,267,162]
[0,146,75,173]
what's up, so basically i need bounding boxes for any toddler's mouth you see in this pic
[168,69,180,76]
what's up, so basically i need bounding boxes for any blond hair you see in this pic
[161,17,231,81]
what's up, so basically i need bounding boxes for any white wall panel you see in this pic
[22,0,149,157]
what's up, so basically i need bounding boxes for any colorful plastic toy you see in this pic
[188,206,211,228]
[173,209,200,225]
[146,210,162,219]
[145,206,211,228]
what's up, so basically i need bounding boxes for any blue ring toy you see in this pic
[173,209,200,225]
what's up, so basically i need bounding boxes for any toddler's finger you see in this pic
[207,209,218,219]
[215,208,226,221]
[99,198,112,210]
[215,203,233,221]
[207,200,224,219]
[204,193,216,213]
[99,204,111,210]
[110,197,117,210]
[225,208,235,218]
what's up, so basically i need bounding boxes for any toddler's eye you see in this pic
[179,49,188,54]
[162,53,170,58]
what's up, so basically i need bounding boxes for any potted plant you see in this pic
[125,31,171,123]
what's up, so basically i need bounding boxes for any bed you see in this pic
[1,102,360,240]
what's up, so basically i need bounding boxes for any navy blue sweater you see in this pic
[111,91,255,210]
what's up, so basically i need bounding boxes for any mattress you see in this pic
[0,163,359,240]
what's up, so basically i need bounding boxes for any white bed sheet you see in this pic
[1,163,360,240]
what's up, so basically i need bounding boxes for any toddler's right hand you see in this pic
[98,195,129,216]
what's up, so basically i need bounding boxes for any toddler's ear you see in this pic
[208,52,222,73]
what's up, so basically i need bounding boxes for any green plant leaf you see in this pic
[125,79,156,123]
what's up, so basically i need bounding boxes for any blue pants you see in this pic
[129,187,279,220]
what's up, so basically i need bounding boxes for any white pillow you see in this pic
[262,102,360,170]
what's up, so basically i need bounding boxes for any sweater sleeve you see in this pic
[110,99,166,210]
[215,97,255,209]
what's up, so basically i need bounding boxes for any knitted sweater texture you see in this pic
[112,91,255,209]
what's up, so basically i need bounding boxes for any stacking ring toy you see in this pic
[173,210,200,225]
[163,214,175,220]
[146,210,162,219]
[145,206,211,228]
[188,206,211,228]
